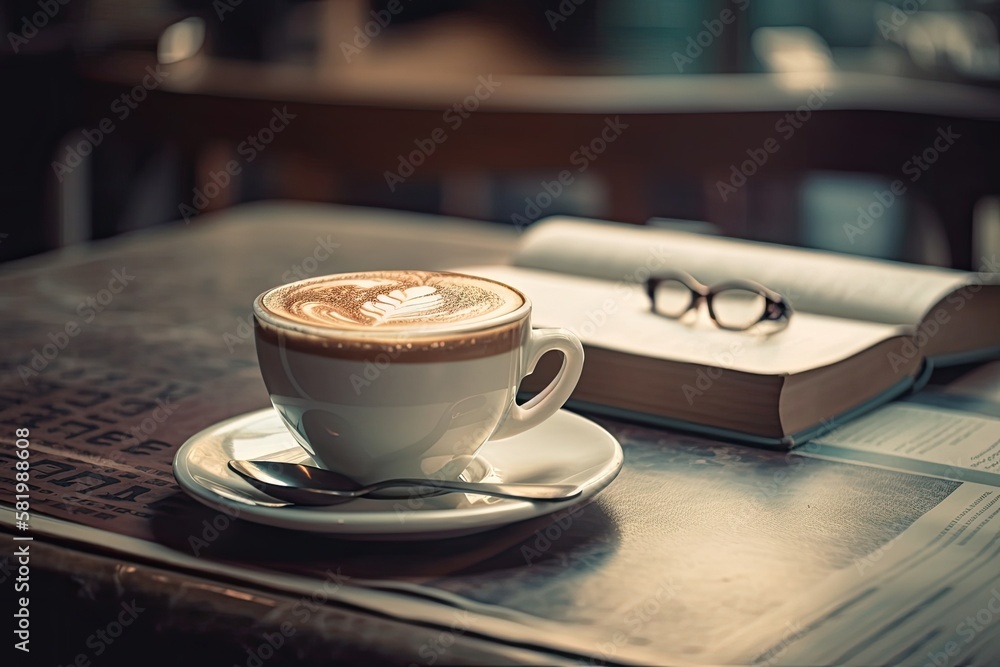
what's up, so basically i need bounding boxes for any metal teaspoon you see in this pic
[228,459,582,506]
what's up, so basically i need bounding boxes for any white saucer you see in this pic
[172,408,623,539]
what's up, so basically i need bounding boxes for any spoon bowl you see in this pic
[228,459,583,506]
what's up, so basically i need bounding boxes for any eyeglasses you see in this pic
[645,271,792,332]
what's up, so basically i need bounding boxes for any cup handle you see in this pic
[491,327,584,440]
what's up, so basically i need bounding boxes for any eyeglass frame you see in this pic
[644,270,793,332]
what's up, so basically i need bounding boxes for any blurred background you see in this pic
[3,0,1000,267]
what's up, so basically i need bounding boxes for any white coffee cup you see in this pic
[253,270,584,484]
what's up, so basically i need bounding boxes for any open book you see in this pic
[459,217,1000,447]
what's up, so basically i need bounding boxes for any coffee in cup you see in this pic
[253,270,584,484]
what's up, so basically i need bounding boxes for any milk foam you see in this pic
[261,271,524,332]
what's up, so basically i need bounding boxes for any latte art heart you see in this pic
[261,271,524,332]
[359,286,443,323]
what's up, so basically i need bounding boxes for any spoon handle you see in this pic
[370,479,581,501]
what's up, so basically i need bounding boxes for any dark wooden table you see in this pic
[0,202,994,666]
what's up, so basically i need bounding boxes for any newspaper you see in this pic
[0,357,265,542]
[718,483,1000,666]
[805,402,1000,487]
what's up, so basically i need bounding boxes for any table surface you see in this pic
[0,202,991,666]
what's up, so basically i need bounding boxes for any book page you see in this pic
[513,217,998,325]
[462,265,911,376]
[809,403,1000,486]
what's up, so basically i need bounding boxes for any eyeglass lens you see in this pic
[651,279,693,317]
[710,288,767,330]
